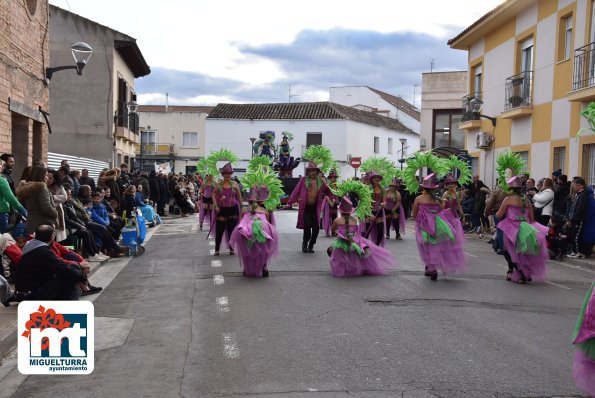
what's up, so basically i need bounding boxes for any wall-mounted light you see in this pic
[470,98,497,127]
[45,42,93,85]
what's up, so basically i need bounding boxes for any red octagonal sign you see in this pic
[350,157,362,168]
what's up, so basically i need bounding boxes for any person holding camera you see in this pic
[532,178,555,226]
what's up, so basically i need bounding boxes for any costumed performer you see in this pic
[572,280,595,397]
[385,177,405,240]
[323,169,339,237]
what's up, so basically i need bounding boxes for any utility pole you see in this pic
[288,84,299,103]
[413,83,419,108]
[430,58,435,73]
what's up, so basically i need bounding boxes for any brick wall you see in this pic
[0,0,49,173]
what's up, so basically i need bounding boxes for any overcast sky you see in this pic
[49,0,504,107]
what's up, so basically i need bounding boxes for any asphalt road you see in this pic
[6,211,593,398]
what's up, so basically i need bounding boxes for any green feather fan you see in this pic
[205,148,240,176]
[402,151,448,193]
[282,131,294,141]
[330,180,372,220]
[196,158,209,176]
[577,102,595,138]
[442,155,472,187]
[360,156,398,188]
[247,155,273,173]
[496,150,525,192]
[303,145,335,174]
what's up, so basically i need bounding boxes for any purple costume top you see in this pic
[287,176,328,230]
[216,185,239,208]
[443,194,459,218]
[202,183,214,198]
[230,211,279,277]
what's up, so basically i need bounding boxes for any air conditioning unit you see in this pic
[475,132,493,149]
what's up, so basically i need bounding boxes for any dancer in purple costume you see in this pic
[286,162,329,253]
[327,196,397,277]
[198,174,215,230]
[212,163,243,256]
[385,178,405,240]
[413,174,467,281]
[572,280,595,396]
[440,174,465,243]
[364,170,386,247]
[230,186,278,278]
[322,169,339,237]
[495,176,548,283]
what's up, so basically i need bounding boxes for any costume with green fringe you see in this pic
[303,145,335,174]
[405,152,467,277]
[495,152,548,283]
[360,156,398,189]
[571,280,595,396]
[197,158,216,229]
[229,168,280,278]
[442,155,472,187]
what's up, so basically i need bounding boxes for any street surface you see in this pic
[1,211,592,398]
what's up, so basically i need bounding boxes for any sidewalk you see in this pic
[0,223,160,361]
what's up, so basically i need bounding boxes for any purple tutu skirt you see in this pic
[415,204,467,275]
[230,212,278,277]
[573,350,595,396]
[329,225,397,277]
[496,206,548,282]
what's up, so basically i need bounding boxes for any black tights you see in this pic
[392,218,401,238]
[303,204,319,247]
[364,222,384,245]
[215,206,239,252]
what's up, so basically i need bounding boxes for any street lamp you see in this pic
[469,98,497,127]
[249,137,257,158]
[398,138,407,170]
[45,42,93,85]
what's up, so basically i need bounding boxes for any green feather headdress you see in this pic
[282,131,294,141]
[360,156,398,188]
[196,158,209,176]
[496,150,525,192]
[241,169,284,211]
[303,145,335,174]
[247,155,273,173]
[402,151,448,193]
[205,148,239,176]
[442,155,472,187]
[330,180,372,220]
[576,102,595,138]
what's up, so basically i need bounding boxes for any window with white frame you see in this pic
[553,146,566,174]
[582,143,595,187]
[141,130,155,144]
[473,64,482,98]
[182,132,198,148]
[564,14,573,60]
[374,137,380,154]
[388,138,393,154]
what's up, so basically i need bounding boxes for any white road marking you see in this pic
[546,281,571,290]
[222,333,240,358]
[213,275,224,285]
[216,296,230,312]
[211,260,222,267]
[209,241,215,246]
[467,254,478,258]
[210,249,215,255]
[191,224,198,232]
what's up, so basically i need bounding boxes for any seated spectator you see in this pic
[77,184,92,202]
[89,192,121,240]
[50,239,102,296]
[121,185,137,219]
[173,185,194,217]
[547,216,571,260]
[135,185,160,226]
[0,232,22,266]
[1,274,30,307]
[15,224,85,300]
[63,189,108,261]
[79,168,96,190]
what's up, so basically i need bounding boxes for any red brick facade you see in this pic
[0,0,49,177]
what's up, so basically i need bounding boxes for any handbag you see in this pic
[534,196,553,218]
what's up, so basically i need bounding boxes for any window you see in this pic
[515,151,529,172]
[559,14,573,61]
[306,133,322,147]
[521,37,534,73]
[471,157,479,177]
[582,143,595,187]
[182,132,198,148]
[388,138,393,154]
[374,137,380,153]
[432,110,465,149]
[553,146,566,174]
[473,64,482,98]
[141,130,155,144]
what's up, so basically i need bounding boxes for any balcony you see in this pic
[458,93,482,130]
[569,42,595,102]
[501,71,533,119]
[115,101,140,139]
[134,143,175,156]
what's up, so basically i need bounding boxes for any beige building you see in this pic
[420,71,469,160]
[0,0,50,179]
[136,106,214,174]
[449,0,595,186]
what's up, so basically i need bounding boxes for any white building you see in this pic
[205,102,419,178]
[330,86,421,134]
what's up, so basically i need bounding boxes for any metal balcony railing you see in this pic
[115,102,139,134]
[135,143,175,156]
[504,71,532,111]
[461,93,482,122]
[572,42,595,91]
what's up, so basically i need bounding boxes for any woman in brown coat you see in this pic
[16,166,58,234]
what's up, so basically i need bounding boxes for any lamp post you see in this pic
[398,138,407,170]
[45,42,93,85]
[249,137,257,158]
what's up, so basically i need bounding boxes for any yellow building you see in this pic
[449,0,595,186]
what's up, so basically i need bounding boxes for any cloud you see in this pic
[136,28,467,106]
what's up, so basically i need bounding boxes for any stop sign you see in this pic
[350,157,362,168]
